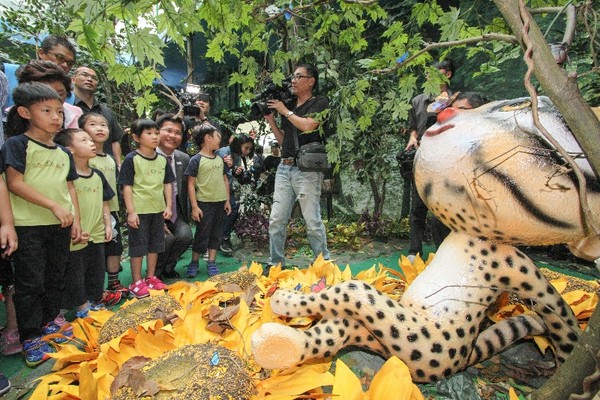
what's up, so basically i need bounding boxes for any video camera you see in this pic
[249,77,294,119]
[179,84,203,117]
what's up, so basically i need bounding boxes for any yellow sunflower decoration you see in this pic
[28,255,597,399]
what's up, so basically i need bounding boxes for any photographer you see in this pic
[179,92,224,155]
[263,63,330,272]
[216,135,255,254]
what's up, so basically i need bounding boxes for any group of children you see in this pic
[0,81,232,368]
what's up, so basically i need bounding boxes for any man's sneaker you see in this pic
[42,317,73,344]
[0,328,22,356]
[207,261,220,277]
[107,280,130,296]
[145,276,167,290]
[186,262,199,278]
[0,373,11,396]
[101,290,122,306]
[23,337,54,367]
[219,238,233,255]
[129,279,150,299]
[202,251,209,261]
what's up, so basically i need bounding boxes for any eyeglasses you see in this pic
[195,94,210,102]
[160,127,182,136]
[290,74,312,81]
[46,51,76,68]
[76,71,99,82]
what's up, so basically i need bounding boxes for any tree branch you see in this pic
[372,34,518,74]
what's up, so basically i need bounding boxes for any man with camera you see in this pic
[263,63,330,272]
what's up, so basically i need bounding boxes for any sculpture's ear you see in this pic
[568,235,600,261]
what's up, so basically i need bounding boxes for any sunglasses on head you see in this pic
[196,94,210,102]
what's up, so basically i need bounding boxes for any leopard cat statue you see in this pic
[251,98,599,383]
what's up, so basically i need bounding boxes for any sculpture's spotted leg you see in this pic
[251,318,385,370]
[479,245,580,364]
[467,314,545,366]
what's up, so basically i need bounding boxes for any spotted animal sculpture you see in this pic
[252,97,597,383]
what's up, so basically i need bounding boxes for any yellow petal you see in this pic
[550,277,568,294]
[257,362,334,398]
[367,356,423,400]
[509,387,520,400]
[79,361,98,400]
[331,359,364,400]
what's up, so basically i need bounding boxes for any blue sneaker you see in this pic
[42,316,73,344]
[23,337,54,367]
[186,261,199,278]
[0,373,10,396]
[207,261,220,277]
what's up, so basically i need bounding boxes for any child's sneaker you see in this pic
[145,276,167,290]
[129,279,150,299]
[75,307,90,319]
[0,373,10,396]
[23,336,54,367]
[101,290,122,306]
[89,301,106,311]
[207,261,220,277]
[42,317,73,344]
[0,328,23,356]
[186,261,199,278]
[107,280,130,296]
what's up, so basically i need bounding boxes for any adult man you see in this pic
[404,60,455,261]
[180,92,226,155]
[263,63,330,270]
[155,114,193,279]
[3,35,77,108]
[71,66,123,160]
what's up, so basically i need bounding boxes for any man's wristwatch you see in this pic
[285,111,294,118]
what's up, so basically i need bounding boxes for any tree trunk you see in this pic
[494,1,600,398]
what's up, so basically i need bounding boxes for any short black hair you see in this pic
[16,60,72,97]
[41,35,77,58]
[297,63,319,90]
[78,112,108,130]
[130,118,158,136]
[193,123,219,148]
[156,113,185,134]
[453,92,488,108]
[434,59,455,78]
[54,128,84,147]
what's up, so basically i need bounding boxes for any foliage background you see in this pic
[1,0,598,222]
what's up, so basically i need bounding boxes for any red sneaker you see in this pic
[101,290,122,306]
[107,280,130,296]
[145,276,167,290]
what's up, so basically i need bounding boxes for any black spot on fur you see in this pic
[331,309,338,317]
[448,348,457,359]
[505,256,514,267]
[460,345,468,357]
[373,330,384,338]
[481,249,489,256]
[416,369,425,378]
[334,287,341,294]
[443,331,451,340]
[443,368,453,377]
[355,336,362,343]
[491,261,499,269]
[315,327,321,334]
[397,313,405,322]
[407,333,418,342]
[410,350,422,361]
[366,315,374,323]
[343,293,350,302]
[431,343,443,353]
[429,374,439,382]
[392,344,401,352]
[344,308,353,316]
[386,299,396,308]
[520,266,528,274]
[324,351,331,358]
[430,359,440,368]
[494,328,507,347]
[348,282,357,290]
[559,343,574,353]
[521,282,533,291]
[320,293,329,301]
[456,328,465,338]
[567,332,578,342]
[326,339,334,346]
[312,348,319,354]
[390,326,400,339]
[319,304,326,312]
[325,326,333,334]
[499,276,511,285]
[376,311,385,320]
[367,294,376,305]
[484,273,492,282]
[421,327,431,339]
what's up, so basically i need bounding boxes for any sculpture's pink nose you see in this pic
[437,107,456,124]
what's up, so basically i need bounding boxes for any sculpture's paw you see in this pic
[251,322,306,370]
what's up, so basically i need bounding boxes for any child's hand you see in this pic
[51,204,74,228]
[163,207,172,221]
[128,212,140,229]
[191,206,203,222]
[105,225,113,242]
[0,224,18,257]
[74,231,90,245]
[223,155,233,168]
[71,221,83,244]
[224,200,231,215]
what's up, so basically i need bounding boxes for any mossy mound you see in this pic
[111,343,254,399]
[207,270,257,290]
[98,294,182,344]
